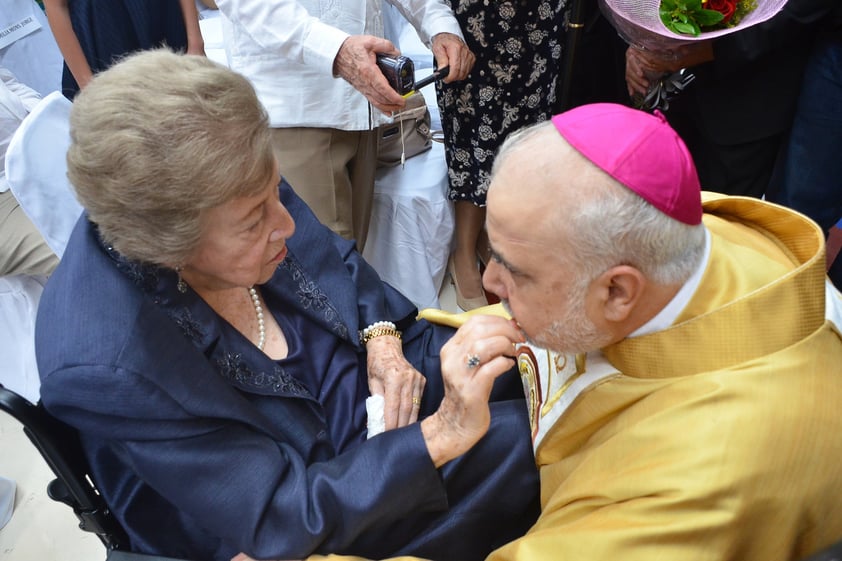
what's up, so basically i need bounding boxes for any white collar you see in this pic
[629,226,711,338]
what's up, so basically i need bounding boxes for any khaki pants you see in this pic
[270,127,378,251]
[0,189,58,277]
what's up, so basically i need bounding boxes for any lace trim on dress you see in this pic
[280,255,349,341]
[216,352,310,396]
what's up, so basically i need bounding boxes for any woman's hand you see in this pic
[430,32,475,82]
[366,335,426,429]
[420,315,524,467]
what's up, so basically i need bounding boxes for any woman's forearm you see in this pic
[179,0,206,55]
[44,0,94,89]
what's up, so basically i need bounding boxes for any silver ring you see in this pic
[466,354,481,369]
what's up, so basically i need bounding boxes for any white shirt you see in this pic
[215,0,463,130]
[0,67,40,193]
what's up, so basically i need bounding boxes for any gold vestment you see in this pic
[491,195,842,561]
[310,195,842,561]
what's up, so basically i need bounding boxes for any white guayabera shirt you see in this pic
[215,0,463,130]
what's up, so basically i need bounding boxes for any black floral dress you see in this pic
[436,0,567,205]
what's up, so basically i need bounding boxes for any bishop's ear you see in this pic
[590,265,646,323]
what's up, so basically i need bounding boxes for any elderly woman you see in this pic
[35,50,538,561]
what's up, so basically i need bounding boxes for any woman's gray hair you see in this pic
[67,49,275,266]
[494,121,706,286]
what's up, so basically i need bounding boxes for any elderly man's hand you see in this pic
[420,315,523,467]
[366,335,426,429]
[625,42,714,96]
[333,35,406,115]
[625,47,658,96]
[430,32,475,82]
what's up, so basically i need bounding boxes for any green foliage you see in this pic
[659,0,725,36]
[728,0,758,28]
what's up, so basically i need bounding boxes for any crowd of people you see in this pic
[1,0,842,560]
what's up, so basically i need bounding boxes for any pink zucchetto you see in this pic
[551,103,703,225]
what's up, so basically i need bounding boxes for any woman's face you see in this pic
[181,165,295,292]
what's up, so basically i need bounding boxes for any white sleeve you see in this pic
[0,66,41,180]
[387,0,464,47]
[0,67,40,115]
[215,0,349,76]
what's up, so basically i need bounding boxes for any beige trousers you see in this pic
[270,127,378,251]
[0,189,58,277]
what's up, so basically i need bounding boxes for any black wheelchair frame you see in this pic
[0,383,190,561]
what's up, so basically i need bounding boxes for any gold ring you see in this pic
[411,396,421,406]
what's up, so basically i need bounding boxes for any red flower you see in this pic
[706,0,737,22]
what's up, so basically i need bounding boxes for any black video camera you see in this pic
[376,54,450,96]
[376,54,415,96]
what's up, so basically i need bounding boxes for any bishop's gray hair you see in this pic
[494,121,706,286]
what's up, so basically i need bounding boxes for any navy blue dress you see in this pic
[36,180,540,561]
[62,0,188,98]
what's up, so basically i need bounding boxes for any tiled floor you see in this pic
[0,279,459,560]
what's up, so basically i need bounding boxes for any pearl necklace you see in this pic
[249,287,265,351]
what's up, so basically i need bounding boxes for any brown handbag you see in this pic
[376,90,433,168]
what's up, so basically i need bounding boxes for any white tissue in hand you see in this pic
[366,394,386,438]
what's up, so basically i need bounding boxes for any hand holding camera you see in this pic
[333,36,406,114]
[333,34,464,114]
[376,54,451,96]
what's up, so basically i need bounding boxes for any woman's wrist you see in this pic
[420,411,475,468]
[420,415,455,468]
[361,321,401,344]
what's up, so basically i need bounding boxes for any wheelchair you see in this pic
[0,382,190,561]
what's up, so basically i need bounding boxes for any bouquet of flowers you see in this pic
[599,0,787,110]
[660,0,758,37]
